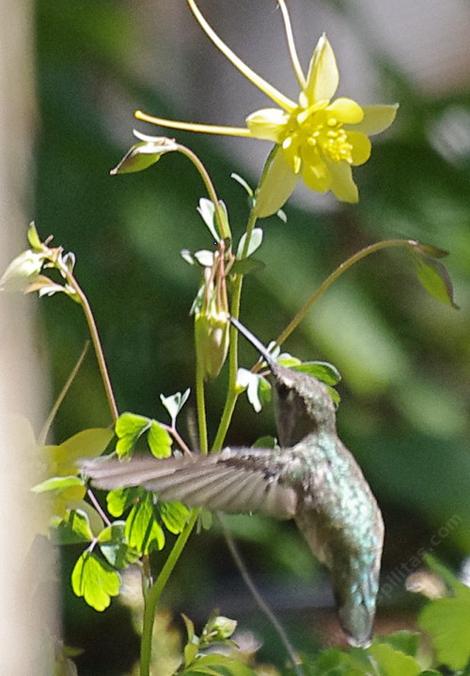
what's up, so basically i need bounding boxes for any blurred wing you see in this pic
[81,448,298,520]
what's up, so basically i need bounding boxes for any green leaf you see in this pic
[375,630,420,658]
[326,385,341,407]
[236,228,263,259]
[418,585,470,670]
[160,388,191,425]
[291,360,342,386]
[51,509,94,544]
[423,553,466,592]
[125,493,165,554]
[159,501,191,534]
[252,435,277,449]
[27,222,43,251]
[229,258,265,276]
[71,551,120,611]
[147,420,172,458]
[98,521,139,568]
[106,487,141,517]
[181,653,255,675]
[115,412,150,459]
[368,643,421,676]
[409,241,448,259]
[307,648,366,675]
[411,252,458,308]
[32,475,85,494]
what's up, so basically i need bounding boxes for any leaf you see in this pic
[160,388,191,425]
[376,631,420,658]
[326,384,341,407]
[147,420,172,459]
[409,241,448,259]
[159,501,191,534]
[423,553,466,593]
[307,648,367,675]
[291,360,342,386]
[51,509,94,545]
[237,228,263,259]
[411,251,458,308]
[115,412,150,459]
[32,475,85,494]
[252,435,277,449]
[197,198,221,243]
[71,551,120,611]
[49,427,113,475]
[230,258,265,276]
[418,585,470,670]
[27,222,43,251]
[125,493,165,554]
[106,487,141,517]
[98,521,139,568]
[368,643,421,676]
[182,613,197,644]
[181,653,255,675]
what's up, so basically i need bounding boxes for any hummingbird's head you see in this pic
[230,317,337,446]
[270,362,336,446]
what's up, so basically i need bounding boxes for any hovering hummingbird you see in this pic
[83,319,383,647]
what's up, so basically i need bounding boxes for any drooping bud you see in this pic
[193,245,230,380]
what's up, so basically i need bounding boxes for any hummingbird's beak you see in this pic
[229,316,276,370]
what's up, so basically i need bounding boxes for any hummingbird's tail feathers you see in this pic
[81,449,298,520]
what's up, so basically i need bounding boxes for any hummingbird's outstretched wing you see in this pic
[81,448,298,520]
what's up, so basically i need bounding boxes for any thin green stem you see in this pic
[273,238,415,355]
[65,273,119,423]
[140,511,199,676]
[196,354,208,455]
[212,208,258,452]
[175,143,230,241]
[38,340,90,445]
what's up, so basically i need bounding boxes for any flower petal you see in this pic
[327,98,364,124]
[254,147,297,218]
[348,104,398,136]
[304,34,339,104]
[347,131,371,166]
[327,161,359,203]
[246,108,289,142]
[301,157,331,193]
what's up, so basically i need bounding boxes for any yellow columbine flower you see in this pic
[135,0,398,216]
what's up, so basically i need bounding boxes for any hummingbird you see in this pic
[83,319,383,647]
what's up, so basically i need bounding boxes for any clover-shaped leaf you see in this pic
[71,551,120,612]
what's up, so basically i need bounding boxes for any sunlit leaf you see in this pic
[51,509,94,545]
[48,427,113,475]
[115,412,149,459]
[159,501,191,534]
[27,221,43,251]
[106,487,142,518]
[125,493,165,554]
[110,136,177,175]
[71,551,120,611]
[147,420,172,459]
[98,521,139,568]
[419,585,470,670]
[160,388,191,425]
[32,475,85,494]
[411,251,458,309]
[368,642,421,676]
[374,630,420,658]
[252,435,277,449]
[291,360,342,385]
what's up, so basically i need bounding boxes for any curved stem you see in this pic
[196,354,208,455]
[218,515,304,676]
[65,273,119,423]
[268,238,415,361]
[278,0,306,89]
[175,143,231,241]
[140,511,199,676]
[212,208,258,452]
[38,340,90,445]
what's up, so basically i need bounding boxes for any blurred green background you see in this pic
[33,0,469,673]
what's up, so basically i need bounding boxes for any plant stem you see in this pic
[218,515,304,676]
[140,511,199,676]
[38,340,90,445]
[196,353,208,455]
[212,208,258,451]
[273,238,414,354]
[65,273,119,423]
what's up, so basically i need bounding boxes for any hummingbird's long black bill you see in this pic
[229,316,276,369]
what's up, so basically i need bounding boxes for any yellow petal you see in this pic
[327,97,364,124]
[246,108,290,142]
[254,147,297,218]
[348,104,398,136]
[327,161,359,203]
[348,131,372,166]
[304,34,339,104]
[302,158,331,193]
